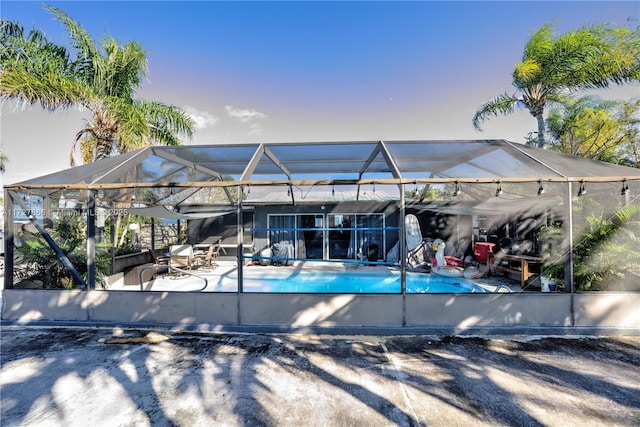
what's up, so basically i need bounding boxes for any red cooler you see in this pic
[474,242,495,264]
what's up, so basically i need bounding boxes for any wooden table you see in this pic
[490,253,543,288]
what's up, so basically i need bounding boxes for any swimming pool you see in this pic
[213,271,488,293]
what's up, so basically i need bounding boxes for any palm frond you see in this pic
[523,22,555,60]
[0,19,24,38]
[538,23,639,90]
[513,58,541,86]
[0,152,8,173]
[96,38,147,98]
[1,19,70,73]
[44,4,99,73]
[0,68,88,110]
[615,203,640,224]
[142,101,195,140]
[472,93,518,131]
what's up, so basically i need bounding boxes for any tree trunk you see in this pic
[118,213,131,247]
[536,113,546,149]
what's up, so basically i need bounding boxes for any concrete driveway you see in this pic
[1,325,639,426]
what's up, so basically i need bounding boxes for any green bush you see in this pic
[574,204,640,291]
[537,222,565,282]
[17,216,110,289]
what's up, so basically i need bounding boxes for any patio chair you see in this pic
[193,240,220,271]
[152,249,170,277]
[169,244,195,277]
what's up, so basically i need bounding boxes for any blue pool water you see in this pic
[221,271,486,293]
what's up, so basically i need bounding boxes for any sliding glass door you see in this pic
[268,212,385,262]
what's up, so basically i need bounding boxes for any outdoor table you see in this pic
[490,253,543,288]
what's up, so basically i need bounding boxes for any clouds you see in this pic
[225,106,268,123]
[183,105,219,130]
[182,104,269,138]
[225,106,268,136]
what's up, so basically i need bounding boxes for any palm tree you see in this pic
[473,22,640,148]
[0,153,7,173]
[1,4,194,165]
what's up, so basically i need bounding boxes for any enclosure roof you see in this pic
[9,140,640,206]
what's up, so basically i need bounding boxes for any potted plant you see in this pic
[537,222,565,292]
[540,263,563,292]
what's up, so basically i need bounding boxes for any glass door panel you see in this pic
[268,215,296,248]
[356,214,384,262]
[299,214,325,259]
[328,214,354,259]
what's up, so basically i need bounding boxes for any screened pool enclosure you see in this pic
[4,139,640,294]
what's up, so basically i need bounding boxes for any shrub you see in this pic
[17,215,110,289]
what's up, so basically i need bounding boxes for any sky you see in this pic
[1,0,639,186]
